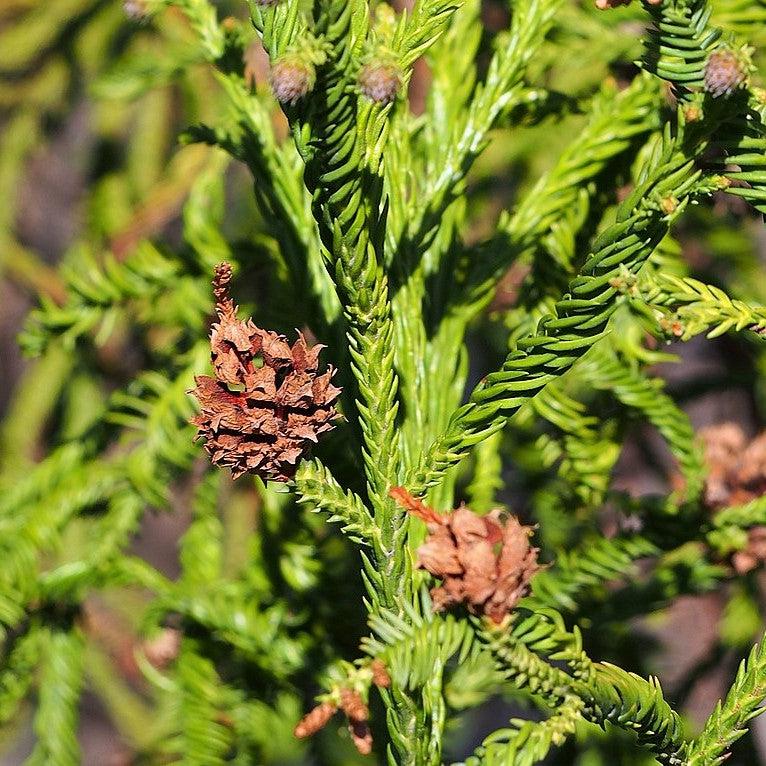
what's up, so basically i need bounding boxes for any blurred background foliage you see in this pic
[1,0,766,763]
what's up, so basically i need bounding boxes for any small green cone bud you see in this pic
[270,55,315,105]
[705,47,749,98]
[359,63,400,105]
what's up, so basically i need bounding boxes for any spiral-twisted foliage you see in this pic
[2,0,766,762]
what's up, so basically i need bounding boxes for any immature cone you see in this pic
[295,690,373,754]
[190,263,341,482]
[123,0,147,19]
[143,628,182,669]
[294,702,337,739]
[705,48,748,98]
[390,488,541,623]
[340,689,373,755]
[270,55,315,105]
[370,658,391,688]
[358,62,400,105]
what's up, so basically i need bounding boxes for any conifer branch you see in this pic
[176,636,234,764]
[483,621,687,765]
[295,459,378,546]
[639,272,766,339]
[3,0,766,761]
[0,624,42,726]
[464,695,584,766]
[579,343,706,502]
[685,633,766,765]
[27,625,85,766]
[459,73,663,313]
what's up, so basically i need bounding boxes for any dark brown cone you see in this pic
[190,262,341,482]
[390,488,541,623]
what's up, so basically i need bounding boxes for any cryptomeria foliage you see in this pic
[2,0,766,763]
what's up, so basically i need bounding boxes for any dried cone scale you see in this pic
[190,263,341,481]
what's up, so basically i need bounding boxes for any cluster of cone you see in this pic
[294,660,390,755]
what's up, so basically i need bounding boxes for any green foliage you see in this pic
[685,633,766,765]
[28,626,85,766]
[2,0,766,763]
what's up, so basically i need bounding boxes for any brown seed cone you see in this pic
[294,702,337,738]
[390,489,541,623]
[732,527,766,575]
[190,263,341,482]
[699,424,766,508]
[700,423,746,507]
